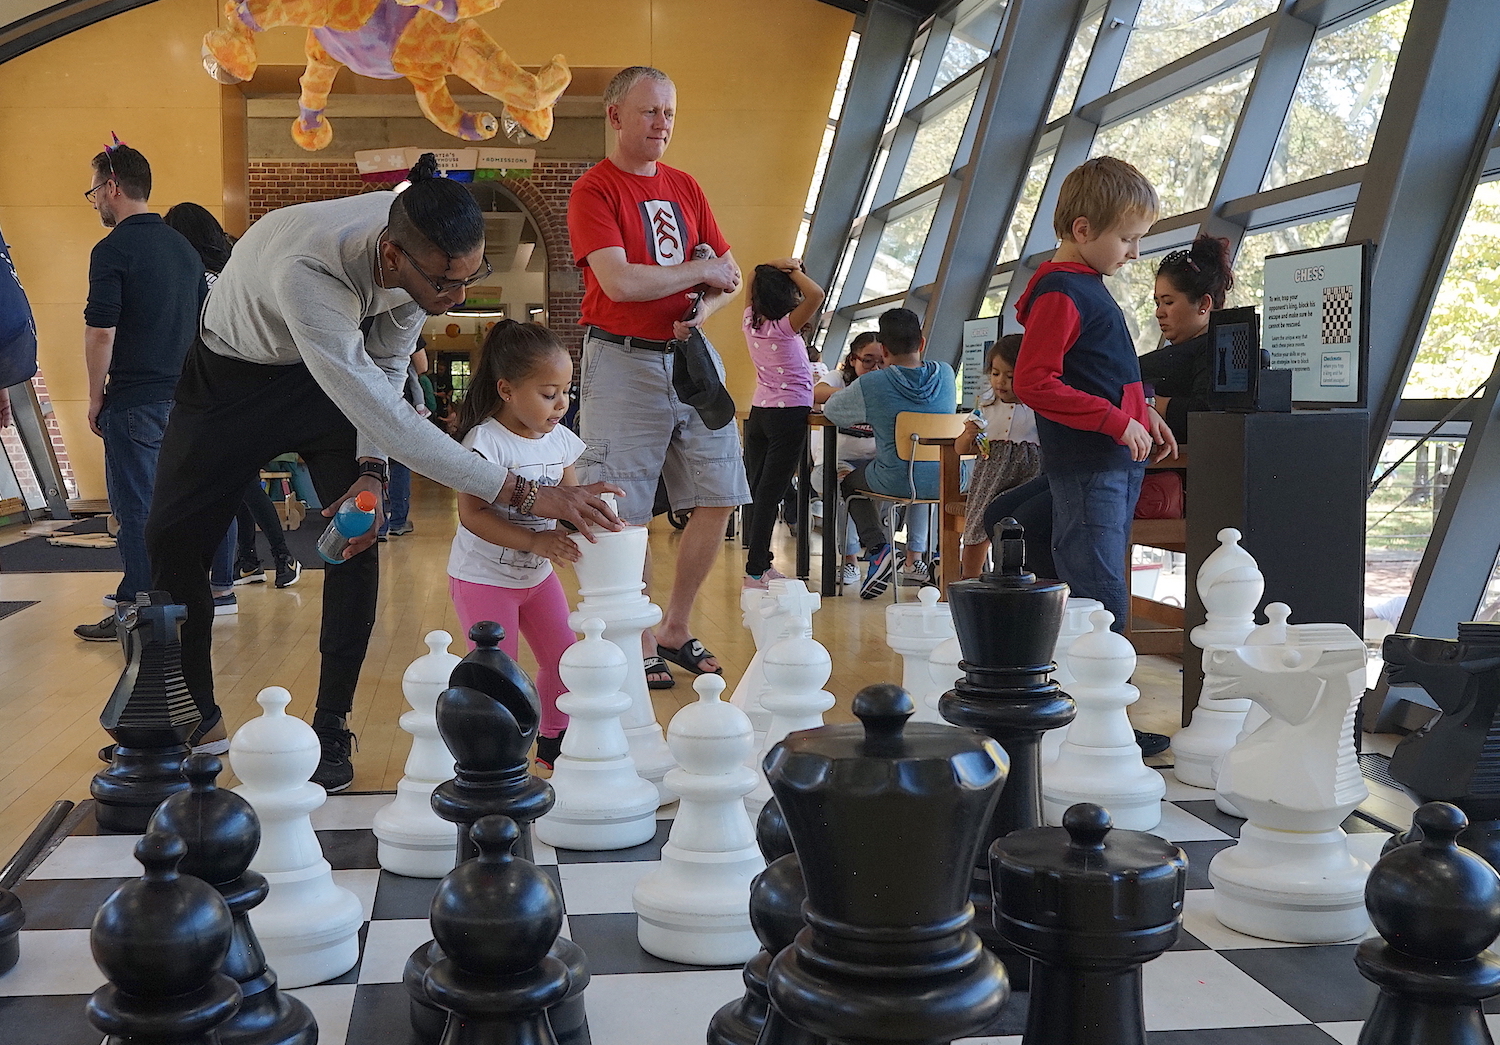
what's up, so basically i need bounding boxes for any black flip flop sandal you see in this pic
[656,638,722,677]
[644,655,677,690]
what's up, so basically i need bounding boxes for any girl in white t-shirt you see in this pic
[448,321,585,768]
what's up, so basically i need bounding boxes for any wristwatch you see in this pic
[357,459,390,485]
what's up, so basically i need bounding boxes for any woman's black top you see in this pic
[1137,330,1211,443]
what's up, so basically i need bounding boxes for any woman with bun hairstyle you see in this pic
[1137,234,1235,443]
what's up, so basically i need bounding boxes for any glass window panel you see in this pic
[829,234,862,308]
[1092,69,1253,218]
[1228,214,1351,310]
[829,32,860,120]
[1047,13,1102,123]
[1106,251,1170,355]
[1367,432,1465,603]
[890,52,921,129]
[1405,181,1500,399]
[861,201,940,301]
[978,276,1011,319]
[1264,1,1413,190]
[931,0,1008,95]
[997,152,1056,264]
[896,89,979,197]
[859,146,891,217]
[1115,0,1277,89]
[805,123,837,216]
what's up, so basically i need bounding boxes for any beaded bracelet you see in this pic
[509,476,536,511]
[520,482,540,516]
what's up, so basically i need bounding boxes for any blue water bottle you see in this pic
[316,490,378,564]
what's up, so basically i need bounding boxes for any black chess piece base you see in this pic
[1354,943,1500,1045]
[0,887,22,974]
[90,743,192,833]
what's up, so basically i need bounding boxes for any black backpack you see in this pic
[0,225,38,390]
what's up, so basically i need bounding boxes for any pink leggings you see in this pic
[449,573,574,738]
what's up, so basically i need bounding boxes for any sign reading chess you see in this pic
[1259,241,1370,407]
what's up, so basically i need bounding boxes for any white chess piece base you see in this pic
[1208,822,1369,943]
[1170,703,1252,788]
[372,772,458,878]
[248,852,366,988]
[1042,747,1165,831]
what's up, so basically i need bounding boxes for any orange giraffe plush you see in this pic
[202,0,570,150]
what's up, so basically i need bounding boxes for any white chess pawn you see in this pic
[885,586,954,724]
[1170,528,1265,787]
[729,587,773,732]
[568,492,674,803]
[918,635,964,724]
[634,674,763,965]
[1214,603,1292,817]
[1039,597,1106,768]
[1207,623,1371,943]
[745,615,834,817]
[232,687,363,989]
[373,631,461,878]
[731,579,821,739]
[536,618,660,851]
[1042,610,1165,831]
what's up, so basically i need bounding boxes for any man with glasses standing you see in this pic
[144,154,621,789]
[74,141,206,643]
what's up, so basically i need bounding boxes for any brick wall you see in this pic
[1,367,77,509]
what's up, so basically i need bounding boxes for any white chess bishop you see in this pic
[730,579,821,739]
[231,687,364,988]
[1038,597,1106,769]
[920,635,964,724]
[744,615,834,817]
[885,586,953,725]
[1042,610,1165,831]
[568,493,674,803]
[1170,528,1265,787]
[1207,621,1371,943]
[373,631,461,878]
[536,618,660,850]
[633,674,763,966]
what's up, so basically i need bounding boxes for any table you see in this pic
[793,414,842,596]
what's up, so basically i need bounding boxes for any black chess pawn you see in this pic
[1356,802,1500,1045]
[764,684,1010,1043]
[0,884,21,976]
[147,753,317,1045]
[1383,624,1500,870]
[91,592,202,832]
[422,816,571,1045]
[990,803,1187,1045]
[87,829,241,1045]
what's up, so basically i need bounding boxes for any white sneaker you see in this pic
[840,562,859,588]
[899,560,932,586]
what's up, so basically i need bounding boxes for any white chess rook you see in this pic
[373,631,461,878]
[1170,528,1265,787]
[885,586,954,726]
[634,675,764,965]
[1214,603,1291,817]
[1208,623,1371,943]
[232,687,364,988]
[1039,597,1106,768]
[536,618,660,850]
[1042,610,1165,831]
[731,580,822,739]
[568,495,675,804]
[745,615,834,817]
[921,635,964,724]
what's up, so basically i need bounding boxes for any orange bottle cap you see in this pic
[354,491,378,512]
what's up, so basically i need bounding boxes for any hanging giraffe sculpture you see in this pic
[201,0,570,150]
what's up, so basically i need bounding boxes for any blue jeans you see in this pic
[99,400,171,602]
[380,460,411,535]
[1048,463,1145,633]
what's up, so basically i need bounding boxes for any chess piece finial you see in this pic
[987,517,1035,584]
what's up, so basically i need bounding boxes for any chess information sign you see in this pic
[961,317,998,408]
[1260,242,1370,407]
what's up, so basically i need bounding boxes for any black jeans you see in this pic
[981,473,1055,580]
[741,405,809,576]
[147,343,379,724]
[235,477,290,563]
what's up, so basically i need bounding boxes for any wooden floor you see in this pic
[0,476,1186,862]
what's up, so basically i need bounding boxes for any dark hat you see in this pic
[671,328,736,430]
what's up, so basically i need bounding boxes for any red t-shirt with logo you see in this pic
[568,158,731,342]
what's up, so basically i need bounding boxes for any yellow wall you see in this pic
[0,0,851,494]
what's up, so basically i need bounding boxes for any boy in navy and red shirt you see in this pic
[1013,156,1178,636]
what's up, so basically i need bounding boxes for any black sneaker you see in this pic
[1135,730,1171,757]
[535,731,565,770]
[233,558,266,585]
[75,614,119,642]
[274,554,302,588]
[311,724,357,792]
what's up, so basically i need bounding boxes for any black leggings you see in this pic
[741,405,809,576]
[147,343,379,722]
[980,473,1055,579]
[235,477,290,563]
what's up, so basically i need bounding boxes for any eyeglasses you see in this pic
[853,354,885,368]
[393,242,492,294]
[84,180,113,203]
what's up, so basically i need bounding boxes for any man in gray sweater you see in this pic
[145,155,621,791]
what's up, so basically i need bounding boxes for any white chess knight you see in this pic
[920,635,964,724]
[730,579,821,738]
[231,687,364,988]
[1214,603,1292,818]
[745,615,834,817]
[568,493,674,804]
[536,618,660,851]
[372,631,461,878]
[634,674,764,965]
[1207,622,1371,944]
[1042,610,1165,831]
[1038,597,1106,768]
[1170,528,1265,787]
[885,586,953,725]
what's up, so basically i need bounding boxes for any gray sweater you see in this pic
[201,192,505,500]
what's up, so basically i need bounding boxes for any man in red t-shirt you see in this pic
[569,65,748,687]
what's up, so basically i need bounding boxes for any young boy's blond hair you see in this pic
[1052,156,1159,241]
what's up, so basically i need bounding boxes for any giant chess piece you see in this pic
[0,883,20,976]
[567,494,675,801]
[1170,528,1265,787]
[745,615,834,817]
[1355,802,1500,1045]
[231,687,364,988]
[1042,611,1166,831]
[422,816,572,1045]
[91,592,201,832]
[149,753,318,1045]
[634,675,763,965]
[1213,603,1291,818]
[885,586,953,725]
[766,685,1010,1043]
[992,803,1187,1045]
[1382,622,1500,871]
[374,630,462,878]
[918,635,964,725]
[406,623,588,1043]
[1208,621,1371,942]
[87,830,241,1045]
[536,618,659,850]
[1038,597,1106,768]
[732,579,822,739]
